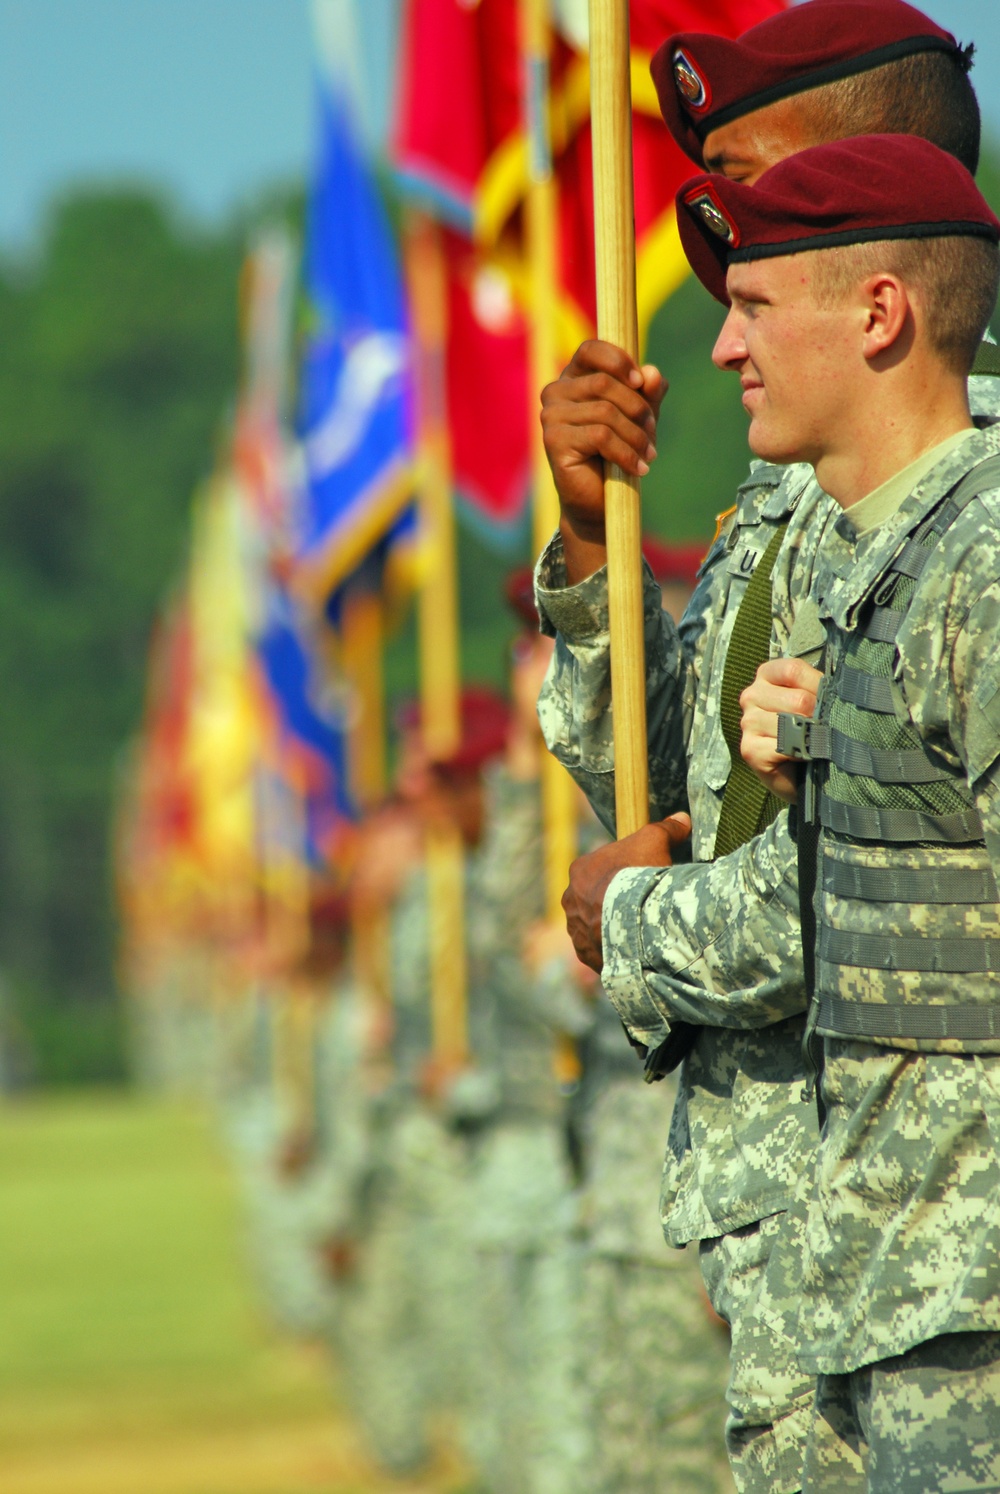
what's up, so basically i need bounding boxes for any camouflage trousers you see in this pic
[578,1251,735,1494]
[699,1210,816,1494]
[334,1108,475,1475]
[333,1180,431,1474]
[467,1122,589,1494]
[473,1241,589,1494]
[803,1330,1000,1493]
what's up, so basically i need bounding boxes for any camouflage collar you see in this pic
[734,460,815,527]
[822,421,1000,632]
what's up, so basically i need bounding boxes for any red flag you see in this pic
[444,229,530,532]
[394,0,789,537]
[393,0,523,226]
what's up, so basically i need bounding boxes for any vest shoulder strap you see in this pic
[713,523,789,861]
[972,341,1000,378]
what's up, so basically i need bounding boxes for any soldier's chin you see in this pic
[747,420,800,466]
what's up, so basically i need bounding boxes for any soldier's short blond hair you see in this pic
[809,235,999,376]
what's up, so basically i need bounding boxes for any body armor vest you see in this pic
[788,453,1000,1053]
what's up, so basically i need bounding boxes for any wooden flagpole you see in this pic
[404,210,469,1069]
[339,583,395,1037]
[522,0,580,1082]
[589,0,649,837]
[340,582,387,811]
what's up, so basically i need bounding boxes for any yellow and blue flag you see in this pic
[293,79,414,609]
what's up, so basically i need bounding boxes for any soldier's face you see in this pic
[702,98,824,186]
[711,256,861,468]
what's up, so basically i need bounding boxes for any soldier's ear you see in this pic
[861,273,910,365]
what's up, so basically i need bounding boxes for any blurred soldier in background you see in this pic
[333,688,508,1476]
[463,571,588,1494]
[219,902,354,1341]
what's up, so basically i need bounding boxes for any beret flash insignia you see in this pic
[685,187,739,246]
[672,49,710,112]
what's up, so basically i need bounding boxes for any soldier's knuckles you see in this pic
[577,338,606,366]
[591,396,623,427]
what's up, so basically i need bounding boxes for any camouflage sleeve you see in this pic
[474,765,544,941]
[531,956,597,1039]
[598,811,807,1043]
[534,530,711,834]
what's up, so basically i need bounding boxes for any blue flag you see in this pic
[294,81,414,607]
[257,581,355,875]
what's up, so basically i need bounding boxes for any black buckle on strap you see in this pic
[777,714,829,762]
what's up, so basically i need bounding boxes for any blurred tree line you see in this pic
[0,193,246,1083]
[3,147,1000,1084]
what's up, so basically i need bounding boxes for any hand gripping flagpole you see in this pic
[589,0,649,837]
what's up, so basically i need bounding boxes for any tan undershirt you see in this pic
[847,427,977,536]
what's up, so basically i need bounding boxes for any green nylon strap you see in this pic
[713,524,788,861]
[972,340,1000,378]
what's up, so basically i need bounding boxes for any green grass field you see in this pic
[0,1092,462,1494]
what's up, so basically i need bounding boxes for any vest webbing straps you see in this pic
[821,925,1000,975]
[837,666,896,714]
[809,447,1000,1053]
[817,727,949,785]
[823,858,999,904]
[818,994,1000,1043]
[861,606,905,643]
[713,524,789,860]
[820,797,983,844]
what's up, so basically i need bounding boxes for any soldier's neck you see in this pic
[813,367,972,511]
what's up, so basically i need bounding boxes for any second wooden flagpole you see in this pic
[404,210,469,1069]
[589,0,649,837]
[521,0,581,1084]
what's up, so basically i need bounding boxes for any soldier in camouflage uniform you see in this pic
[313,968,380,1373]
[535,6,991,1489]
[699,138,1000,1489]
[462,612,587,1494]
[338,690,508,1477]
[572,992,735,1494]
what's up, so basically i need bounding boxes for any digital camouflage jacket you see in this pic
[536,461,836,1243]
[535,372,1000,1247]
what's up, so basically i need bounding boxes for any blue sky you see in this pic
[0,0,997,252]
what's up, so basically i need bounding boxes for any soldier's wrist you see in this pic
[560,514,608,585]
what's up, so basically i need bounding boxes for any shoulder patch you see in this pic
[712,504,737,547]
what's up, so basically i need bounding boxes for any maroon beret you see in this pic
[642,536,705,587]
[395,686,510,764]
[504,566,539,628]
[395,686,510,778]
[653,0,965,166]
[676,133,999,305]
